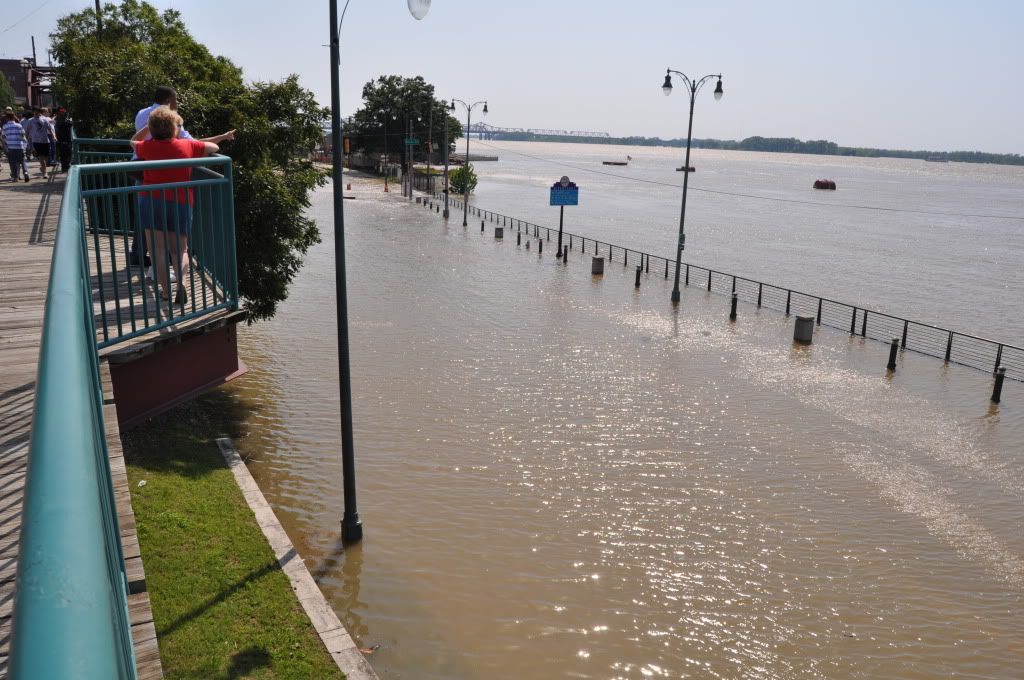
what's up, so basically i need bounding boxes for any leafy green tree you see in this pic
[448,164,478,195]
[347,75,461,163]
[50,0,328,320]
[0,76,16,110]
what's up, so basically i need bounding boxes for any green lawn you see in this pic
[122,390,345,680]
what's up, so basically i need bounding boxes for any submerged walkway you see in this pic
[0,176,162,678]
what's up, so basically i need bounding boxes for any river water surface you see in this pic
[227,146,1022,679]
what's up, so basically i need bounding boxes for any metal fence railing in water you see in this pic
[433,192,1023,383]
[78,155,239,349]
[9,165,138,679]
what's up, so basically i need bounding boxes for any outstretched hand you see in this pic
[219,129,237,143]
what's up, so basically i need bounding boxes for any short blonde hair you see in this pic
[148,105,183,140]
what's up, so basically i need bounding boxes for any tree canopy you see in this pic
[347,75,461,162]
[50,0,329,321]
[0,76,16,110]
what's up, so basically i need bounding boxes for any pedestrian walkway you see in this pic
[0,175,162,678]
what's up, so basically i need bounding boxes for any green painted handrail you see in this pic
[9,165,137,679]
[76,154,239,348]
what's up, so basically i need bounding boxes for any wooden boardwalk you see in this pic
[0,175,163,678]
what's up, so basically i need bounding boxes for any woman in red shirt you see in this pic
[131,106,219,305]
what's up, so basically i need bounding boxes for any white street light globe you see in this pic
[408,0,430,20]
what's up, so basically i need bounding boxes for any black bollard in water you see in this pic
[992,366,1006,403]
[539,239,543,254]
[481,220,485,232]
[887,337,899,371]
[730,292,738,320]
[635,266,642,288]
[563,246,569,264]
[517,231,522,246]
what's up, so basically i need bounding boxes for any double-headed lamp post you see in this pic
[662,68,723,304]
[449,98,488,226]
[329,0,430,543]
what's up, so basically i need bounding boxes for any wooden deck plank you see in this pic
[0,177,162,678]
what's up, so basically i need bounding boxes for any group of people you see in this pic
[129,85,236,304]
[3,85,236,308]
[1,106,73,182]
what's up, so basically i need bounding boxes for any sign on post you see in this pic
[404,138,419,145]
[549,176,579,206]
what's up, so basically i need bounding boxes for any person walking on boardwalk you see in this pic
[131,105,222,306]
[42,108,57,166]
[53,109,73,173]
[2,112,30,183]
[24,108,56,179]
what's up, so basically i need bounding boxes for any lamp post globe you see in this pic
[407,0,430,19]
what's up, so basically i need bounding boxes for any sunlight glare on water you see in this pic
[227,150,1023,679]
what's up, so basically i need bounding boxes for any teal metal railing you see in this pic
[9,164,137,679]
[10,144,240,677]
[72,131,134,165]
[76,154,239,348]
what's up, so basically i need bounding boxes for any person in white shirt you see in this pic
[24,108,56,178]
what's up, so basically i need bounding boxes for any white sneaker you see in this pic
[145,266,154,280]
[169,266,177,284]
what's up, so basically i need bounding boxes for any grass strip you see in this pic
[122,390,345,680]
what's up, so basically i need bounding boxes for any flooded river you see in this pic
[226,149,1022,679]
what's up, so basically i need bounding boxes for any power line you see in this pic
[0,0,56,35]
[474,140,1024,222]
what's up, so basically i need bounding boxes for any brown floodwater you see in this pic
[225,169,1022,679]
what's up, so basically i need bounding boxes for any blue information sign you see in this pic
[549,180,579,206]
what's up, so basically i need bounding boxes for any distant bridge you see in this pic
[467,122,611,140]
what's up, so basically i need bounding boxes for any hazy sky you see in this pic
[3,0,1022,154]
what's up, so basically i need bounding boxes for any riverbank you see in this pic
[122,392,346,680]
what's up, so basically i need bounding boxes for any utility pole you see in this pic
[95,0,103,32]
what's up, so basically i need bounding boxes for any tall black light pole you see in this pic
[426,104,433,194]
[381,114,394,192]
[449,98,488,226]
[442,110,450,218]
[662,68,723,304]
[329,0,430,543]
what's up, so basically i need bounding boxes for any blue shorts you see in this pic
[138,196,193,239]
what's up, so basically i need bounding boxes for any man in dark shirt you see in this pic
[53,109,74,173]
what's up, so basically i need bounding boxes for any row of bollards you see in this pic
[432,199,1011,406]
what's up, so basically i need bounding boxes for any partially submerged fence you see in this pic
[435,192,1023,382]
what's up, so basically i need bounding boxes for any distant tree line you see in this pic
[493,132,1024,166]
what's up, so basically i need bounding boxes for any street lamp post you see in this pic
[426,103,433,194]
[381,114,395,192]
[662,68,723,304]
[443,111,450,218]
[329,0,430,543]
[449,98,488,226]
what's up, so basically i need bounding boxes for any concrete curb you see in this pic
[216,437,377,680]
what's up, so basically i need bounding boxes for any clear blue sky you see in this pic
[3,0,1022,154]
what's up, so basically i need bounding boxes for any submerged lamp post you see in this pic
[449,98,488,226]
[329,0,430,543]
[662,68,723,304]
